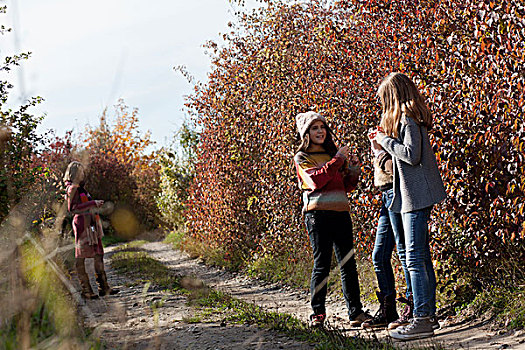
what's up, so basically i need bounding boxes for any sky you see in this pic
[1,0,259,147]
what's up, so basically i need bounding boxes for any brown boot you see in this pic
[94,255,118,296]
[388,295,413,329]
[385,293,399,323]
[76,258,98,300]
[362,292,399,328]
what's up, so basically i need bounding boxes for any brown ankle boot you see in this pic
[95,255,118,296]
[95,271,118,296]
[362,291,399,328]
[388,295,413,329]
[385,293,399,323]
[76,258,98,300]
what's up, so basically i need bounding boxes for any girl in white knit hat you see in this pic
[293,111,372,327]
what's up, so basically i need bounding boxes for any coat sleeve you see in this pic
[380,117,422,166]
[66,185,97,212]
[294,152,345,191]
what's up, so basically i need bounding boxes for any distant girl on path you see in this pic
[64,161,118,299]
[294,111,372,327]
[371,73,446,340]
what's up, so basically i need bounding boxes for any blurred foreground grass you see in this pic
[0,237,101,349]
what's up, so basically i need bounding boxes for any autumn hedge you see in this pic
[184,0,525,293]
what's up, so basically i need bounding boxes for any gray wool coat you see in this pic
[379,115,447,213]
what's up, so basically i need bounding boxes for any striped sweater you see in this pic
[294,151,359,213]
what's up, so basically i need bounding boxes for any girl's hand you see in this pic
[367,127,378,140]
[375,131,387,143]
[368,127,384,155]
[337,145,350,159]
[346,154,361,178]
[369,136,383,151]
[95,200,104,207]
[348,154,360,167]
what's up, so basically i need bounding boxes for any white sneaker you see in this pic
[389,317,435,340]
[429,315,440,330]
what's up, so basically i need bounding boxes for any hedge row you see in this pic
[185,0,525,289]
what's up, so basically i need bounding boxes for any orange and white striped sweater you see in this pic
[294,151,359,213]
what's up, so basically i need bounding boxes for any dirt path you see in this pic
[78,241,525,349]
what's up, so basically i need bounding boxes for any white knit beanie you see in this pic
[295,111,327,138]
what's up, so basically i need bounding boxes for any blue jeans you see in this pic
[402,206,436,317]
[373,188,412,297]
[304,210,363,319]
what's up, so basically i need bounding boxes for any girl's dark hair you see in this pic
[296,121,338,157]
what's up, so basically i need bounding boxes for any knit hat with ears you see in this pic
[296,111,327,138]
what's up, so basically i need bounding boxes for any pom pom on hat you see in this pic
[296,111,327,138]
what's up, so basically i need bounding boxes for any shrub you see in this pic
[0,4,45,223]
[185,0,525,298]
[83,100,162,231]
[157,122,199,230]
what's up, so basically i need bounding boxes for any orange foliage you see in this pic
[186,0,525,285]
[84,99,161,228]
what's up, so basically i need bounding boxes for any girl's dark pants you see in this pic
[305,210,363,319]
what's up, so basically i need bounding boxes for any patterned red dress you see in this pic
[66,182,104,258]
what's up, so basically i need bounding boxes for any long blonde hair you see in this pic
[378,72,432,138]
[63,161,84,184]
